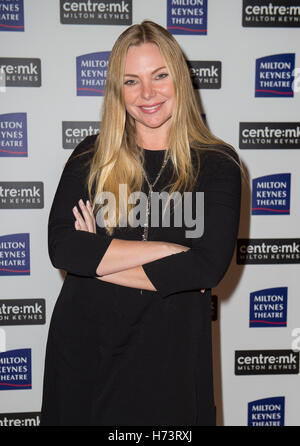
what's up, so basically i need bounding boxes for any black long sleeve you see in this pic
[43,141,224,427]
[142,148,241,298]
[49,137,241,289]
[48,135,113,277]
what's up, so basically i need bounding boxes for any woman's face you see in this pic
[123,42,175,135]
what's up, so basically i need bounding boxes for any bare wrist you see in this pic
[165,242,190,255]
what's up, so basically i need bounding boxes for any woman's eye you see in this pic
[156,73,168,80]
[124,79,136,86]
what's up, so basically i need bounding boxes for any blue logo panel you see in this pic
[76,52,110,96]
[0,0,24,32]
[0,233,30,276]
[0,349,32,390]
[0,113,27,157]
[167,0,207,35]
[252,173,291,215]
[248,397,285,426]
[255,53,295,97]
[249,287,288,327]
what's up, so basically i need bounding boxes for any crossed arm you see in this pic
[50,142,240,296]
[72,199,196,292]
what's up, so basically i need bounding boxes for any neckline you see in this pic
[143,148,167,152]
[137,144,168,152]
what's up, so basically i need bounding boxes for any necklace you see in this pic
[140,148,170,241]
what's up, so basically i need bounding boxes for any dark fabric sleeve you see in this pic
[48,135,113,277]
[141,149,242,297]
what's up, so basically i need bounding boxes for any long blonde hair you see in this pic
[82,21,240,235]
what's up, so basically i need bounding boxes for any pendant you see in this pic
[141,190,152,294]
[142,189,152,241]
[139,150,169,295]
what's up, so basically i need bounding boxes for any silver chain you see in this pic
[138,147,170,295]
[141,149,170,241]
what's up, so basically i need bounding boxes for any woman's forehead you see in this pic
[124,43,166,73]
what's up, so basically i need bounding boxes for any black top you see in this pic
[41,134,241,426]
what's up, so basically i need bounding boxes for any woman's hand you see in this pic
[73,199,96,233]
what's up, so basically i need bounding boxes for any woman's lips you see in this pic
[138,102,164,114]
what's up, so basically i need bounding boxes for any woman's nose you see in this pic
[141,81,155,100]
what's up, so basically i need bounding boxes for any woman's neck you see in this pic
[135,124,169,150]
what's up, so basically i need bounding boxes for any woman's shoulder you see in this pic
[190,144,241,188]
[194,144,240,171]
[64,133,98,177]
[196,143,238,161]
[68,133,98,163]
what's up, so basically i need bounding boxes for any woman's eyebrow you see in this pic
[124,66,167,77]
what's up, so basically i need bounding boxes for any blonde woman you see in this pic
[41,21,241,426]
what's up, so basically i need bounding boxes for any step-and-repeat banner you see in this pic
[1,0,300,427]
